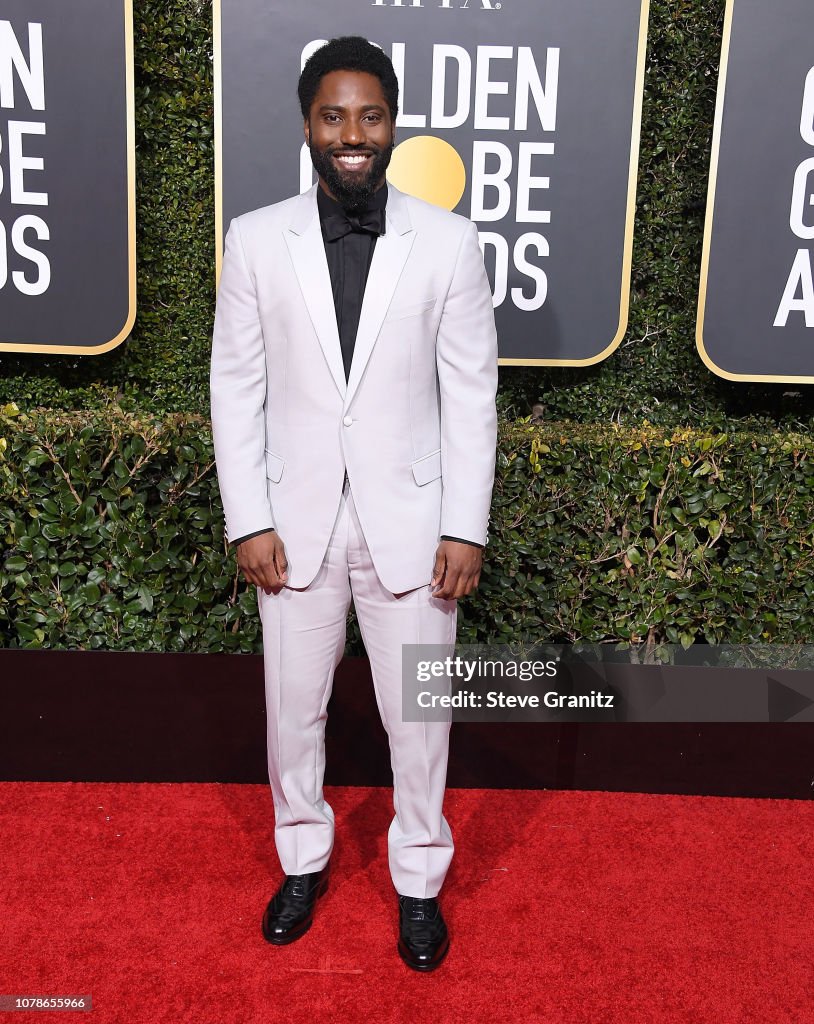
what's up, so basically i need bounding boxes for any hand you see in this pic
[236,531,289,594]
[430,540,483,600]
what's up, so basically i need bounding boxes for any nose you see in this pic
[340,117,365,146]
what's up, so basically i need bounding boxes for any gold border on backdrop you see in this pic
[500,0,650,366]
[0,1,137,356]
[696,0,814,383]
[213,0,650,368]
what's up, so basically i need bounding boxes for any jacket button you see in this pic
[343,416,353,426]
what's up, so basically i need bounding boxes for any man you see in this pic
[210,36,497,972]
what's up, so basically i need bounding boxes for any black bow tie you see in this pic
[321,207,386,242]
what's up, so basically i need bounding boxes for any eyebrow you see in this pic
[317,103,386,113]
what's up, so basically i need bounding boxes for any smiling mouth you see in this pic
[333,152,373,170]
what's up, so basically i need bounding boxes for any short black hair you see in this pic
[298,36,399,123]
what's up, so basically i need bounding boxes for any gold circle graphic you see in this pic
[387,136,466,211]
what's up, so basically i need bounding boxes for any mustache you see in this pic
[308,140,392,155]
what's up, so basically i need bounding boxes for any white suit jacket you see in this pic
[210,182,498,593]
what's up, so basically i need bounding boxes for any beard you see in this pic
[308,138,394,212]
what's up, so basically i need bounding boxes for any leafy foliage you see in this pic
[3,407,813,651]
[461,419,814,647]
[0,405,253,651]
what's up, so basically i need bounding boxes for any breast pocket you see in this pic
[384,297,437,322]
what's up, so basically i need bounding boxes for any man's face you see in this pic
[305,70,395,211]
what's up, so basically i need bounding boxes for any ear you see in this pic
[303,118,310,147]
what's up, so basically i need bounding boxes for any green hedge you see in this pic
[2,406,812,651]
[2,0,812,428]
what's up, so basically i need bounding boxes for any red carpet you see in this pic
[0,783,812,1023]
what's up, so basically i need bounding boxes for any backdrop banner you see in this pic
[0,3,135,355]
[216,0,649,365]
[697,0,814,381]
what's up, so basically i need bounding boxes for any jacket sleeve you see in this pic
[436,220,499,546]
[210,217,275,544]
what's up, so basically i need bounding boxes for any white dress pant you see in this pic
[257,480,457,899]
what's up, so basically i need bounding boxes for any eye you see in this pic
[323,113,340,123]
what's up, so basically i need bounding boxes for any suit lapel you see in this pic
[283,183,416,406]
[345,184,415,408]
[284,185,346,399]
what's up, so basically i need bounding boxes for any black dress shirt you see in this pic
[317,183,387,383]
[229,184,482,552]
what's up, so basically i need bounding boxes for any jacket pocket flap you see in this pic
[265,450,284,482]
[411,449,441,486]
[385,297,437,322]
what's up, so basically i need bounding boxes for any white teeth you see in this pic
[336,155,368,164]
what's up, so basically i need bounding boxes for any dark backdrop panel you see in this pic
[0,1,134,354]
[1,651,811,799]
[218,0,647,364]
[699,0,814,380]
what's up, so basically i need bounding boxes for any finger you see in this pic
[430,554,446,586]
[256,571,275,595]
[253,570,274,595]
[237,553,255,580]
[242,554,276,594]
[435,566,462,599]
[256,575,273,596]
[455,566,482,599]
[262,561,285,594]
[274,546,289,582]
[244,567,263,591]
[432,574,449,597]
[450,574,471,600]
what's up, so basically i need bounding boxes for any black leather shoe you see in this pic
[397,895,450,972]
[261,865,329,945]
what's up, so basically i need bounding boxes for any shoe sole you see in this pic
[261,877,329,945]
